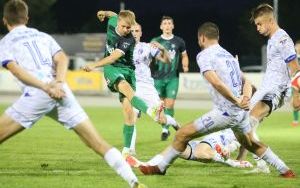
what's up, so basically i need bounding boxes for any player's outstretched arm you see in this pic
[97,10,117,22]
[81,50,123,72]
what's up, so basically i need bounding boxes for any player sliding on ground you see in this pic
[126,129,253,169]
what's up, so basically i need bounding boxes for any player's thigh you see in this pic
[103,65,126,92]
[165,78,179,100]
[135,82,161,107]
[250,101,270,120]
[0,113,25,143]
[154,79,166,98]
[6,88,56,128]
[57,85,88,129]
[193,109,233,135]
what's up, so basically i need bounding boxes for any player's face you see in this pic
[131,25,142,42]
[160,19,174,34]
[117,19,132,36]
[254,15,272,37]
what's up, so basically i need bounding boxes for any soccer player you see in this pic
[237,4,300,174]
[138,22,295,178]
[151,16,189,141]
[82,10,164,157]
[291,40,300,126]
[0,1,145,187]
[126,129,253,168]
[123,23,180,155]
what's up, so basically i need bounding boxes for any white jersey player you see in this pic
[126,129,253,168]
[138,22,295,178]
[0,1,146,187]
[122,23,179,156]
[237,4,299,176]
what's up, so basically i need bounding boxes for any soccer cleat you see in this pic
[161,130,170,141]
[291,71,300,91]
[139,165,166,175]
[132,182,148,188]
[280,170,296,178]
[125,155,144,168]
[291,121,299,127]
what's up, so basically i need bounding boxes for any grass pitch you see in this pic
[0,105,299,188]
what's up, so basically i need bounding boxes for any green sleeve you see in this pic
[107,15,118,31]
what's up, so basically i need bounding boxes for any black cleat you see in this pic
[161,130,170,141]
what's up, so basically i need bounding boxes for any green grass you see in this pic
[0,105,299,188]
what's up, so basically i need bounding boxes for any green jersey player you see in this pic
[151,16,189,140]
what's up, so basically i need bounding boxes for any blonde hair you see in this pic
[118,10,136,26]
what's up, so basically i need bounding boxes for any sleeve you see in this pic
[107,15,118,30]
[42,32,62,57]
[116,37,135,54]
[0,44,15,69]
[179,37,187,54]
[277,35,297,63]
[196,53,214,74]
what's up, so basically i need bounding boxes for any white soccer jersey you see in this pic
[0,25,61,90]
[133,42,160,84]
[262,29,296,89]
[196,44,242,113]
[201,128,236,149]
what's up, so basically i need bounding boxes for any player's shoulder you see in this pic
[173,35,185,42]
[272,29,292,44]
[151,36,162,42]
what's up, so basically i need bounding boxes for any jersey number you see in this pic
[226,60,241,87]
[23,41,50,69]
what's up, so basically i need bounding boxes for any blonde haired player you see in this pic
[82,10,164,159]
[0,1,146,187]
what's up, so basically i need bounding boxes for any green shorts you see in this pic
[104,65,136,100]
[154,77,179,99]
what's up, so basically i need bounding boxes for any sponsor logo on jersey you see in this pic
[106,43,115,54]
[122,42,130,49]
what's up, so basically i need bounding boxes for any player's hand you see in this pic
[150,41,165,51]
[97,10,106,22]
[44,81,66,100]
[81,63,96,72]
[235,96,250,110]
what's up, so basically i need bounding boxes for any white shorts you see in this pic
[134,81,161,114]
[193,109,251,135]
[5,84,88,129]
[250,85,291,114]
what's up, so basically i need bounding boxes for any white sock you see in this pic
[147,154,164,166]
[104,148,138,187]
[129,126,136,154]
[158,147,180,171]
[165,115,177,126]
[260,147,289,174]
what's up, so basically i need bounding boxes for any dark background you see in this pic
[0,0,299,72]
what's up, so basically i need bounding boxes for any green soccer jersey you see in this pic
[105,16,135,69]
[151,35,186,79]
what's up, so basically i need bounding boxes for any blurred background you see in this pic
[0,0,299,98]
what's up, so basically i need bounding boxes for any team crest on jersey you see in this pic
[138,48,143,54]
[279,38,287,45]
[123,42,130,49]
[171,44,176,49]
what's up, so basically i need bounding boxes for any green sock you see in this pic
[162,108,174,130]
[130,96,148,113]
[123,124,134,148]
[293,110,299,122]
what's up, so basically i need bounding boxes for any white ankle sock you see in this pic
[260,147,289,174]
[104,148,138,187]
[158,147,180,171]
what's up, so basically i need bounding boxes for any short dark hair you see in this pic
[161,16,173,24]
[3,0,28,26]
[250,3,274,23]
[198,22,219,40]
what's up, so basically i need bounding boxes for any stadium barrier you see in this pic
[0,69,263,99]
